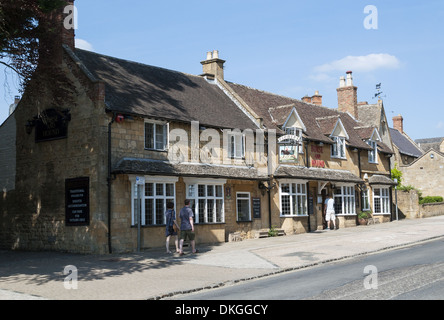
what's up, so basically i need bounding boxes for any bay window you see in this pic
[334,185,356,215]
[184,178,225,224]
[373,187,390,215]
[279,181,307,216]
[130,176,178,226]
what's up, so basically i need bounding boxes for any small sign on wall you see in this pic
[65,177,90,226]
[252,197,261,219]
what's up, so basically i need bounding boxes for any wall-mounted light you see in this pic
[25,120,35,135]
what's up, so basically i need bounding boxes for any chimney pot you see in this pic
[393,114,404,134]
[346,71,353,86]
[339,76,346,88]
[213,50,219,59]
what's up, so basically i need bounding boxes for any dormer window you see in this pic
[331,136,346,159]
[366,128,381,164]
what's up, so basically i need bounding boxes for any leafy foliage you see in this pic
[0,0,66,90]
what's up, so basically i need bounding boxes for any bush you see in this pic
[358,211,371,219]
[419,196,444,204]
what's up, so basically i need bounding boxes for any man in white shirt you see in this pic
[324,195,336,230]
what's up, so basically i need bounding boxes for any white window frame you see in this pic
[331,136,346,159]
[334,184,356,215]
[236,192,251,222]
[184,178,225,224]
[228,132,245,159]
[279,180,308,217]
[367,140,378,163]
[129,176,178,226]
[144,120,169,151]
[373,186,391,215]
[362,187,370,211]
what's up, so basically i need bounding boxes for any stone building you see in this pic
[224,70,395,232]
[0,1,397,254]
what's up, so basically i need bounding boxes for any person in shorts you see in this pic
[179,199,198,255]
[165,202,180,254]
[324,194,336,230]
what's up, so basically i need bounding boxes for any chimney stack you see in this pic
[311,91,322,105]
[393,114,404,134]
[301,91,322,105]
[201,50,225,80]
[337,71,358,119]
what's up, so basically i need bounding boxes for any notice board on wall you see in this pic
[65,177,90,226]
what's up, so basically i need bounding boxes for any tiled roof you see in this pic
[415,137,444,153]
[390,128,423,157]
[274,165,364,184]
[113,158,266,180]
[228,82,383,151]
[73,49,259,131]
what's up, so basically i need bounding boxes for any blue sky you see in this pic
[1,0,443,140]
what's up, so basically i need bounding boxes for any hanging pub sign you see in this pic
[65,177,90,226]
[35,108,71,142]
[278,134,301,164]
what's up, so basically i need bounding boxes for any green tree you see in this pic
[0,0,66,90]
[391,164,402,187]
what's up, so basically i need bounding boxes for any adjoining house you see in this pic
[388,115,444,200]
[224,70,395,232]
[390,114,423,166]
[0,1,396,254]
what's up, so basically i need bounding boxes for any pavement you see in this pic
[1,215,444,300]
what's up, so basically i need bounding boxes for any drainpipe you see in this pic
[107,113,116,254]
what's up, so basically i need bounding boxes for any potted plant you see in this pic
[358,211,371,225]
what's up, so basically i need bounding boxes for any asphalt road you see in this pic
[177,238,444,300]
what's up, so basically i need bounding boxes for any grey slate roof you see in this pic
[415,137,444,153]
[274,165,364,184]
[390,128,423,157]
[368,174,397,186]
[73,49,258,131]
[113,158,267,180]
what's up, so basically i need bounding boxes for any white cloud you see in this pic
[314,53,400,74]
[75,39,94,51]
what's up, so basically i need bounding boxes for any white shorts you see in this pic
[326,211,335,221]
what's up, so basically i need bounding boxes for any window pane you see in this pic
[166,183,174,197]
[156,183,163,196]
[145,123,154,149]
[216,185,223,197]
[207,185,214,197]
[281,183,290,193]
[188,184,195,198]
[237,198,250,221]
[156,199,164,224]
[282,195,290,215]
[207,199,214,223]
[155,124,165,150]
[198,185,206,197]
[216,199,223,222]
[198,199,206,223]
[145,183,153,197]
[145,199,153,225]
